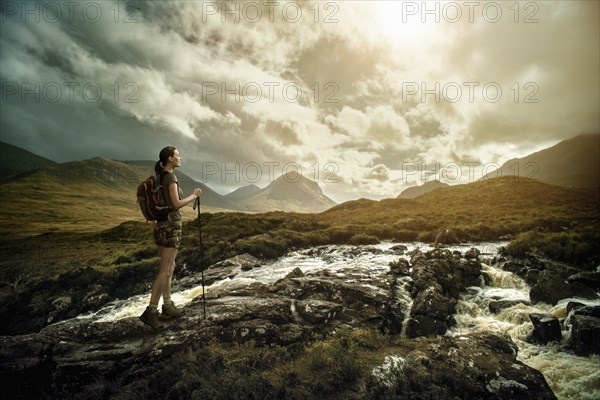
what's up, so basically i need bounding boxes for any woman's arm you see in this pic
[168,183,201,210]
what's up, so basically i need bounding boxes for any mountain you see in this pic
[0,141,55,179]
[224,184,262,199]
[0,157,145,234]
[323,176,599,241]
[237,172,337,213]
[0,157,244,236]
[397,180,449,199]
[122,160,243,211]
[482,133,600,189]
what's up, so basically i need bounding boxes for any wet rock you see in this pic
[566,301,587,315]
[84,293,109,308]
[52,296,72,312]
[530,270,598,305]
[568,306,600,356]
[525,269,541,285]
[567,271,600,290]
[389,244,408,254]
[529,313,562,344]
[464,247,481,260]
[366,333,557,400]
[285,267,304,279]
[406,286,456,338]
[388,258,409,275]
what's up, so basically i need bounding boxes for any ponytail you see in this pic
[155,146,176,174]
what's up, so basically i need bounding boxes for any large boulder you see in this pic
[568,306,600,356]
[366,333,557,400]
[567,271,600,291]
[529,313,562,344]
[530,270,598,305]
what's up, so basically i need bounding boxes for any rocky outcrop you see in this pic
[367,333,557,400]
[405,247,482,338]
[498,256,599,306]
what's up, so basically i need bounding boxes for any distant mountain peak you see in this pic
[234,172,336,213]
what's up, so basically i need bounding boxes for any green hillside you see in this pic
[322,176,599,241]
[0,157,217,236]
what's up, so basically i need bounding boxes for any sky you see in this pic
[1,0,599,202]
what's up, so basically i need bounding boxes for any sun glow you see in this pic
[374,1,443,50]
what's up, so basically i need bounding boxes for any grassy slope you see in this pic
[1,175,599,336]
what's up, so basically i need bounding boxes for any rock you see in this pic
[389,244,408,254]
[529,313,562,344]
[294,299,342,324]
[405,315,448,338]
[366,333,557,400]
[525,269,541,285]
[84,293,109,308]
[388,258,409,275]
[285,267,304,279]
[568,306,600,356]
[567,271,600,290]
[502,256,543,279]
[530,270,598,305]
[52,296,72,311]
[465,247,481,260]
[566,301,587,315]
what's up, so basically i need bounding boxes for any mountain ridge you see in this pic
[0,141,56,179]
[482,133,600,189]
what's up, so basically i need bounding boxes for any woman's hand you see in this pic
[193,188,202,198]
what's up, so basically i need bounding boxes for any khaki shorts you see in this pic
[154,222,182,249]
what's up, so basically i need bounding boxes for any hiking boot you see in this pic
[162,301,185,318]
[139,307,165,330]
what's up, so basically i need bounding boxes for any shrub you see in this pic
[504,230,600,267]
[348,233,380,245]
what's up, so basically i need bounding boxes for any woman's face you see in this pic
[169,149,182,168]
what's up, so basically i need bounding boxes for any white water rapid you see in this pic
[73,242,598,399]
[449,263,600,400]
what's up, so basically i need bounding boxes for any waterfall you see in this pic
[449,263,600,400]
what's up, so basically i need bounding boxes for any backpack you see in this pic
[137,173,171,222]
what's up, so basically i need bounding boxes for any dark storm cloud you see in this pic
[0,1,598,201]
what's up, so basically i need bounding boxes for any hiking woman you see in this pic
[140,146,202,329]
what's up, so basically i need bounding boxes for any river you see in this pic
[77,241,599,400]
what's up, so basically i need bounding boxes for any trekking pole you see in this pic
[193,196,206,320]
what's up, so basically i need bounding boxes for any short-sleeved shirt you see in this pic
[157,172,183,226]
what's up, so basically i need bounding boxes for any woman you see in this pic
[139,146,202,330]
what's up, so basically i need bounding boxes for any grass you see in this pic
[110,327,414,400]
[1,176,598,334]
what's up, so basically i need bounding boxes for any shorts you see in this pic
[154,222,182,249]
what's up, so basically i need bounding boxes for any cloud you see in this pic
[366,164,390,181]
[0,0,598,202]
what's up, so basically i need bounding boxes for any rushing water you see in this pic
[449,263,600,400]
[74,241,598,400]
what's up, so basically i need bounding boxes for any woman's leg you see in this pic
[161,259,176,301]
[150,246,178,305]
